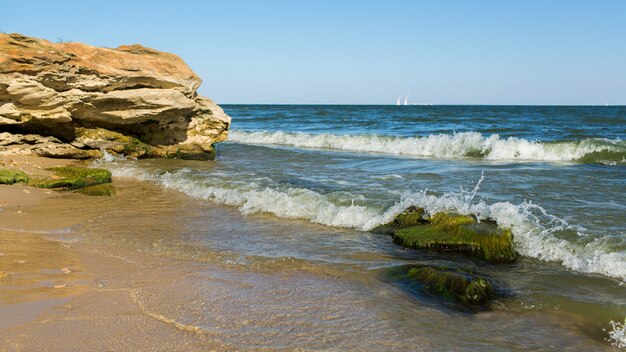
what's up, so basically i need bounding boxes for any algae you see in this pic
[393,212,517,262]
[0,169,30,185]
[76,183,115,196]
[30,166,112,190]
[376,207,517,263]
[407,266,494,305]
[371,206,425,235]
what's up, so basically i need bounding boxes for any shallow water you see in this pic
[94,105,625,349]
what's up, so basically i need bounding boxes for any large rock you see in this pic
[0,33,230,159]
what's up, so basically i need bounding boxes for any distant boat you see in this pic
[395,93,415,106]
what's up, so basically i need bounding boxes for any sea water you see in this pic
[94,105,625,350]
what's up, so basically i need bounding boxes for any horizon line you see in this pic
[218,103,625,107]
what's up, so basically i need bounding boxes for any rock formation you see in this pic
[0,33,230,160]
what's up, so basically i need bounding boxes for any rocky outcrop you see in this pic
[0,33,230,160]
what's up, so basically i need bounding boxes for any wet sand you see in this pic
[0,156,224,350]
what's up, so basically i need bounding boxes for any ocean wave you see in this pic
[109,165,626,282]
[229,130,626,164]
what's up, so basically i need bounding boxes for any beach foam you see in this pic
[110,165,626,282]
[229,130,625,164]
[607,319,626,349]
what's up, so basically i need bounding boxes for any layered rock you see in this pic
[0,33,230,159]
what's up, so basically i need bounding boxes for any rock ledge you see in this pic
[0,33,230,160]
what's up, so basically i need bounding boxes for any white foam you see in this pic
[606,319,626,349]
[229,130,625,163]
[95,148,126,163]
[109,165,626,282]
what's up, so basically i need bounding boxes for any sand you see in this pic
[0,155,226,351]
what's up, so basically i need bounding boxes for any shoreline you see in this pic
[0,155,622,350]
[0,155,226,350]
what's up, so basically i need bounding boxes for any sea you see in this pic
[95,105,625,350]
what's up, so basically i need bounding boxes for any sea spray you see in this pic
[229,130,625,164]
[107,163,626,282]
[606,319,626,349]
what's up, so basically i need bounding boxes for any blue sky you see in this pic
[2,0,625,105]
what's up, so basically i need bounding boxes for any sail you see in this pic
[396,97,401,106]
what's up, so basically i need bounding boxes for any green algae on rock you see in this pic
[0,169,30,185]
[394,212,517,263]
[375,207,517,263]
[73,127,216,160]
[407,266,494,306]
[30,167,111,190]
[372,206,426,235]
[76,184,115,196]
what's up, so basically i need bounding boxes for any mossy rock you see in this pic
[30,166,112,190]
[371,206,425,235]
[75,127,152,158]
[393,212,517,263]
[76,184,115,196]
[0,169,30,185]
[375,207,517,263]
[407,266,494,305]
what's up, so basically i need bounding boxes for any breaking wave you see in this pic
[109,165,626,282]
[229,130,626,164]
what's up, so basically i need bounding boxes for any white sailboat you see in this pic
[395,93,411,106]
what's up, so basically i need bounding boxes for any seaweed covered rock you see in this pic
[407,266,494,305]
[76,183,115,196]
[0,33,230,160]
[1,165,114,196]
[372,206,425,235]
[0,169,29,184]
[375,207,517,263]
[30,166,111,190]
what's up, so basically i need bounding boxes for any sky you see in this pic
[2,0,625,105]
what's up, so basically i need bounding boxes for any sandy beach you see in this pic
[1,154,622,351]
[0,156,228,351]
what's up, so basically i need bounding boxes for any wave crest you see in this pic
[229,130,625,164]
[109,165,626,282]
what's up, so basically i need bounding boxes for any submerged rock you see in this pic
[76,183,115,196]
[407,266,494,306]
[0,33,230,160]
[30,166,111,190]
[374,207,517,263]
[0,168,29,184]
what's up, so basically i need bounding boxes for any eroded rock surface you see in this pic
[0,33,230,159]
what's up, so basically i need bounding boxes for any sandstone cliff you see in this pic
[0,33,230,160]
